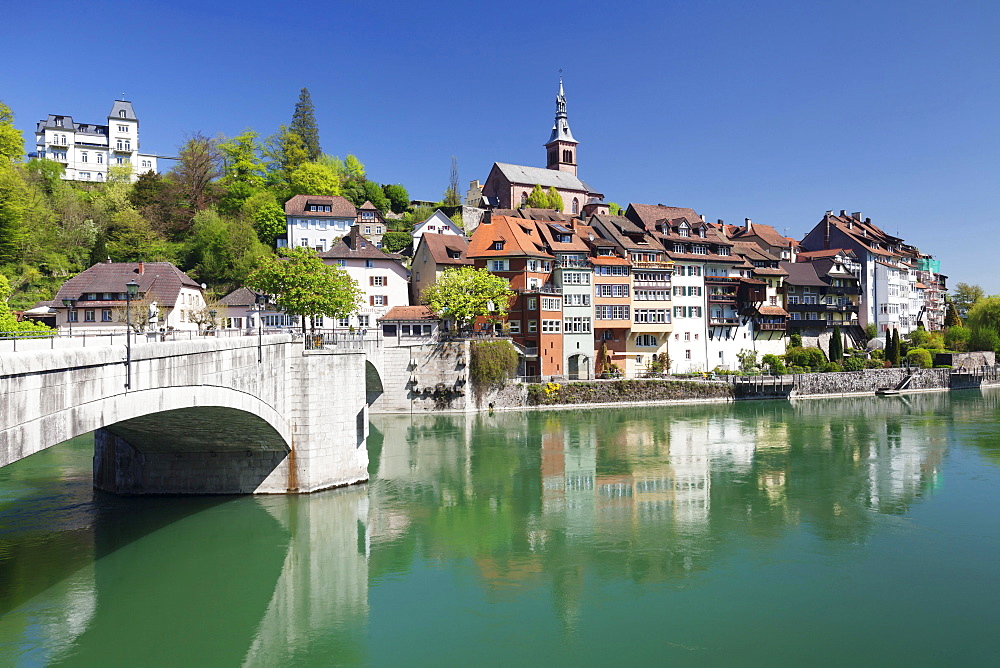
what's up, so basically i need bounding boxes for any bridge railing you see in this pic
[303,330,380,351]
[0,327,285,353]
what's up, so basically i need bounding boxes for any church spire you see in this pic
[545,76,578,175]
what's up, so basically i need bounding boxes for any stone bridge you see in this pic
[0,334,379,494]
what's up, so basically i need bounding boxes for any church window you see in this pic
[562,149,573,163]
[572,198,579,214]
[520,192,528,206]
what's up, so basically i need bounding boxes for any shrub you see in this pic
[824,362,842,372]
[865,359,884,369]
[906,348,933,369]
[969,328,1000,354]
[789,333,802,348]
[470,340,518,392]
[945,325,971,352]
[870,348,885,360]
[785,346,826,371]
[761,354,787,375]
[842,356,865,372]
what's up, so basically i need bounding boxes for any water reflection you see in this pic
[2,390,990,663]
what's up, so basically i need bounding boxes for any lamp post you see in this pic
[125,279,139,389]
[256,293,267,363]
[61,297,76,337]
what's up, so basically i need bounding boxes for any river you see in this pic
[1,390,999,665]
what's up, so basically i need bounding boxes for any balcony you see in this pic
[557,258,589,268]
[704,275,741,282]
[709,317,740,326]
[788,303,858,312]
[633,261,674,270]
[756,323,787,331]
[518,283,562,294]
[633,280,671,288]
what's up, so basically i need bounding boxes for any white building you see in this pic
[319,226,409,329]
[279,194,357,251]
[411,210,464,246]
[34,100,158,183]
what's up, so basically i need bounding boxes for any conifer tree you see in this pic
[829,325,843,363]
[945,301,962,328]
[291,88,321,161]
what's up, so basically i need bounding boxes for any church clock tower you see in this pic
[545,78,578,175]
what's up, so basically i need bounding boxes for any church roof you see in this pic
[492,162,596,194]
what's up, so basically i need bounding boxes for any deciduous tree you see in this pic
[0,101,24,163]
[421,267,514,329]
[171,132,221,212]
[241,191,286,244]
[524,184,548,208]
[246,246,363,332]
[289,161,341,196]
[952,282,984,318]
[441,156,461,206]
[382,184,410,214]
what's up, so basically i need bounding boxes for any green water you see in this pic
[2,390,1000,665]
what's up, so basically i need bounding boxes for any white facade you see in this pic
[704,264,755,372]
[670,262,708,373]
[34,100,157,183]
[281,215,355,252]
[412,210,464,245]
[323,258,409,329]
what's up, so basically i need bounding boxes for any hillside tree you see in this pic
[291,88,321,160]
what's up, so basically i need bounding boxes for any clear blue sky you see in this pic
[2,0,997,291]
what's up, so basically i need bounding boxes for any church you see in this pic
[480,80,606,217]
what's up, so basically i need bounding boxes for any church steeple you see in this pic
[545,77,578,175]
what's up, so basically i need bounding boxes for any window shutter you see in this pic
[369,276,374,286]
[384,296,389,306]
[369,296,374,306]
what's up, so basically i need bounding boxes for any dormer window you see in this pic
[678,222,690,237]
[674,243,685,253]
[699,229,706,238]
[119,110,126,118]
[492,240,505,251]
[718,247,730,256]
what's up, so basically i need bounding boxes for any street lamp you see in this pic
[256,293,267,363]
[125,279,139,389]
[61,297,76,337]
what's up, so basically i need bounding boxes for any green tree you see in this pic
[421,267,514,329]
[906,348,933,369]
[97,208,169,263]
[247,246,363,332]
[130,170,166,210]
[608,202,623,216]
[291,88,321,161]
[0,275,51,336]
[264,125,309,187]
[829,325,843,363]
[524,184,549,208]
[382,184,410,214]
[186,209,268,290]
[218,130,265,212]
[965,296,1000,334]
[241,191,286,244]
[361,180,390,212]
[944,325,970,352]
[381,230,411,253]
[761,353,787,375]
[0,101,24,163]
[951,282,984,318]
[736,348,758,373]
[289,161,342,196]
[864,322,878,340]
[969,327,1000,354]
[344,154,366,180]
[24,158,65,195]
[0,160,30,262]
[546,186,563,211]
[944,301,962,327]
[887,328,901,365]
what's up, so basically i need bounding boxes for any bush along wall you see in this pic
[526,379,733,406]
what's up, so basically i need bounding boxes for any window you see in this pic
[383,324,397,336]
[116,140,123,150]
[490,260,509,271]
[528,320,537,333]
[365,226,372,234]
[788,296,800,305]
[562,272,590,285]
[542,319,561,333]
[685,349,692,359]
[602,330,614,340]
[803,295,818,305]
[527,259,537,271]
[684,332,691,341]
[692,245,708,255]
[564,293,590,306]
[118,125,128,133]
[299,239,309,247]
[80,172,90,180]
[372,295,386,306]
[84,310,95,322]
[338,317,351,327]
[371,276,386,287]
[68,310,78,322]
[81,152,88,163]
[336,259,346,267]
[718,247,731,256]
[673,306,683,318]
[564,317,591,333]
[527,297,537,310]
[541,297,561,311]
[634,309,670,323]
[358,315,370,327]
[636,334,658,346]
[521,192,528,206]
[509,320,521,334]
[594,266,629,276]
[769,296,777,306]
[119,110,127,118]
[687,265,701,276]
[365,260,375,268]
[572,198,579,214]
[595,305,630,319]
[97,154,103,164]
[635,289,670,301]
[597,284,629,298]
[674,243,686,253]
[636,355,644,364]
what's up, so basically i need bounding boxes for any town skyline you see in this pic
[2,0,997,291]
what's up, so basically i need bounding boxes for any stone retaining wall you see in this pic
[791,368,952,396]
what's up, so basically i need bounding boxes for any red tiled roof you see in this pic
[758,306,789,316]
[590,256,630,265]
[379,305,439,321]
[467,216,553,259]
[420,233,473,266]
[319,226,403,261]
[627,203,701,232]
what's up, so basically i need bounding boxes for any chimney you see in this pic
[138,260,144,275]
[699,214,706,223]
[745,218,753,233]
[824,217,830,250]
[852,212,862,221]
[717,219,724,225]
[840,210,847,217]
[106,256,112,264]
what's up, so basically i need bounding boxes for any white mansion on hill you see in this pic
[34,100,159,182]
